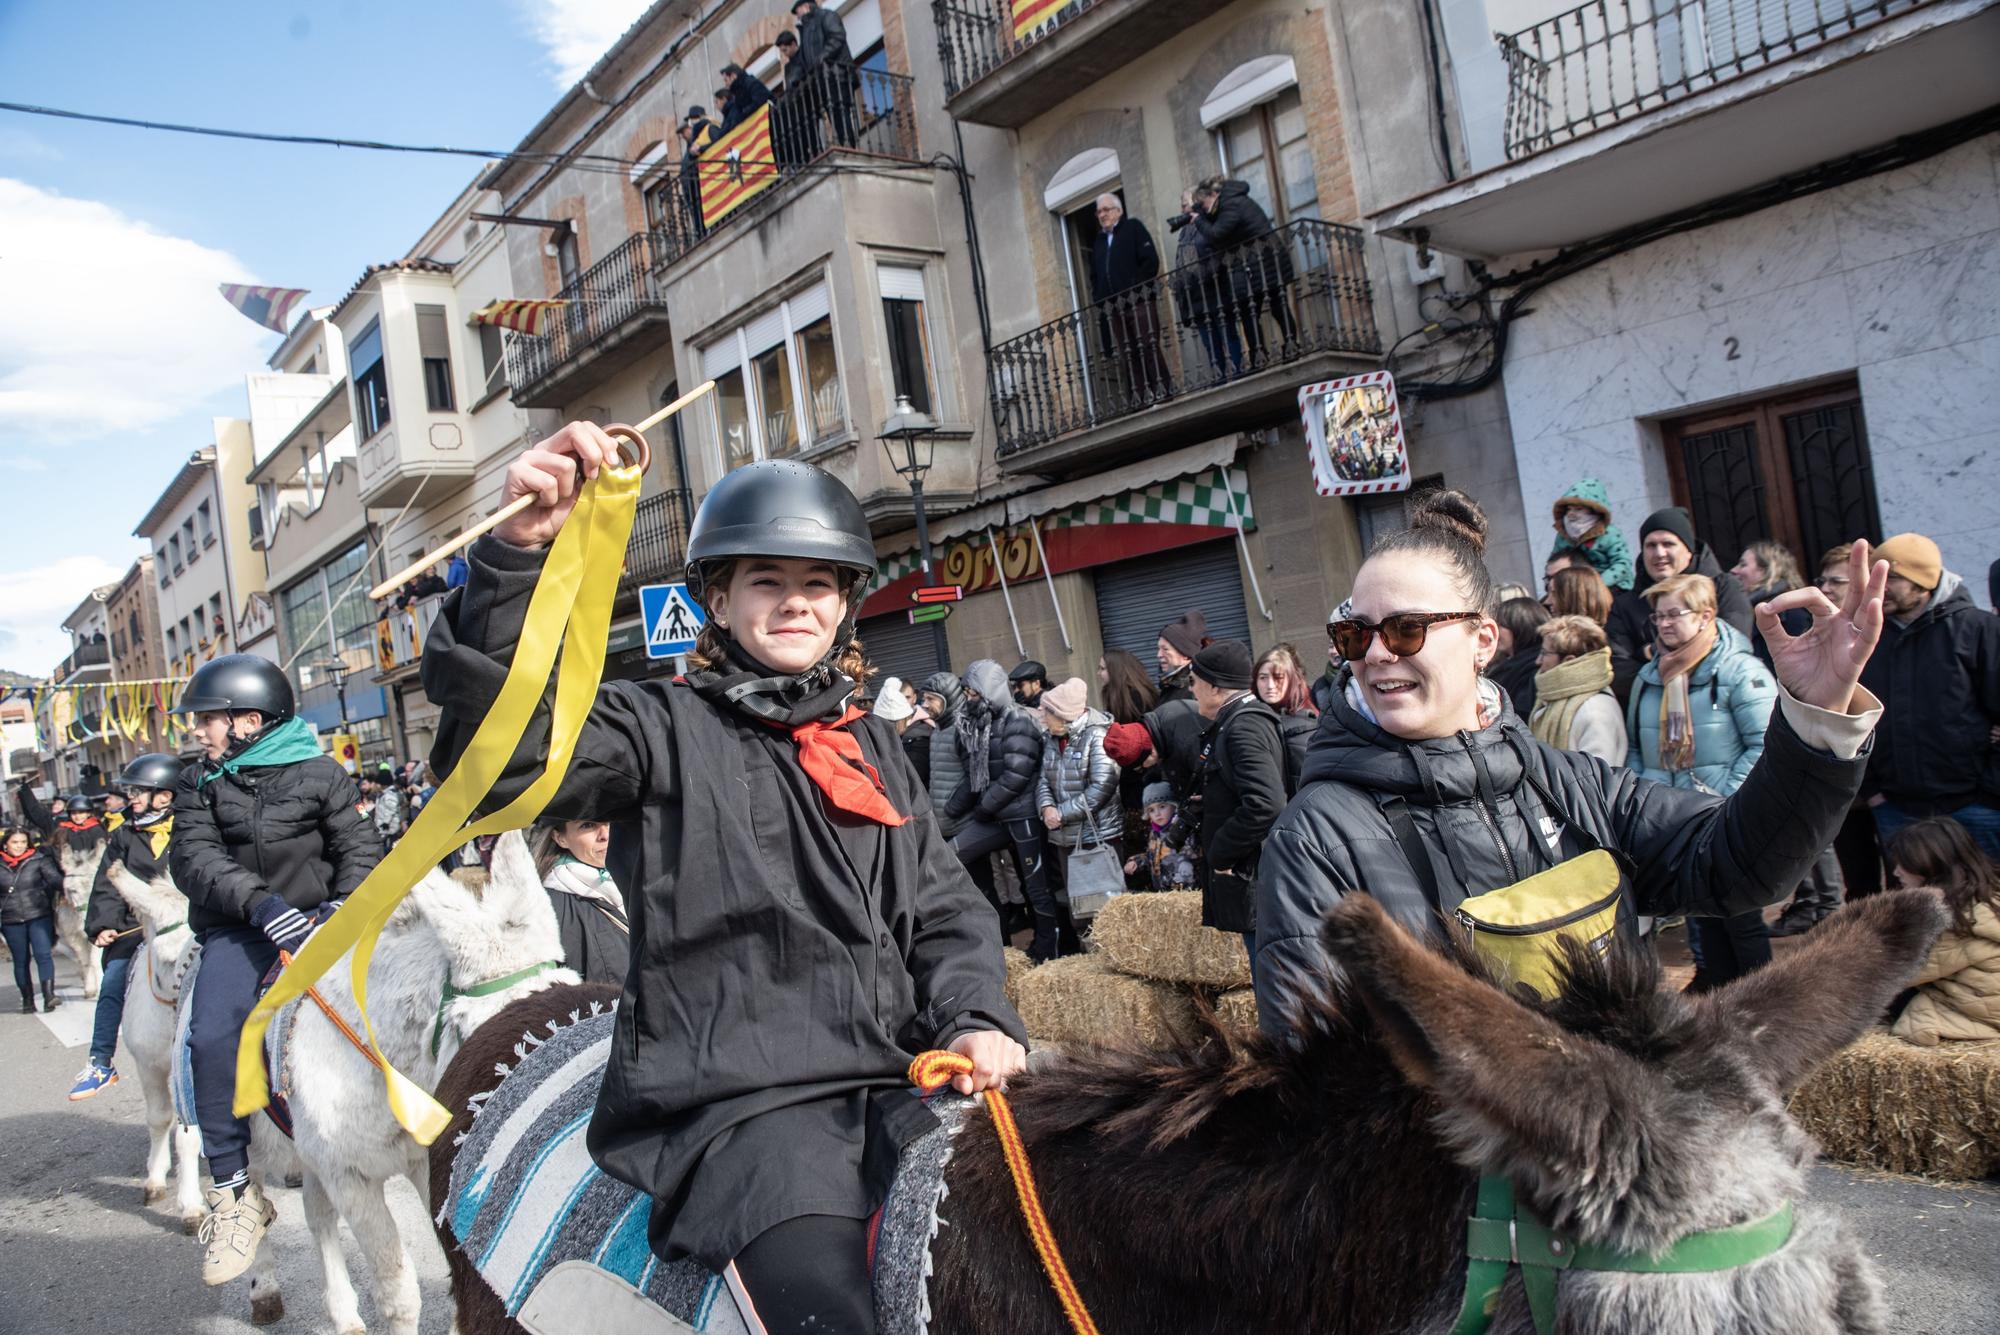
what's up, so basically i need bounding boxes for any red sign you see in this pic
[911,585,964,604]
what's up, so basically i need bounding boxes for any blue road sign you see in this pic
[640,582,706,659]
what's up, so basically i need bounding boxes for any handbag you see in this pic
[1063,802,1125,920]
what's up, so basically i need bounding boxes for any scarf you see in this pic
[0,847,34,871]
[546,855,627,929]
[1529,648,1613,751]
[135,811,175,859]
[686,638,906,826]
[1653,621,1718,774]
[197,714,324,786]
[59,816,102,832]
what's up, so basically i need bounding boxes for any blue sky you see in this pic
[0,0,650,674]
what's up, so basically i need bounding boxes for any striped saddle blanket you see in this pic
[169,943,300,1138]
[441,1010,973,1333]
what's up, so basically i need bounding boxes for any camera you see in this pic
[1166,211,1194,233]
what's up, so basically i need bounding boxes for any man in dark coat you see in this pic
[1192,177,1297,364]
[1156,609,1208,704]
[1859,531,2000,861]
[677,107,716,241]
[1087,192,1169,405]
[1169,187,1241,380]
[717,63,770,134]
[949,658,1063,959]
[1187,641,1286,948]
[771,31,816,165]
[790,0,856,147]
[1605,507,1754,692]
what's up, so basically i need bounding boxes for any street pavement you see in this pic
[2,951,1996,1333]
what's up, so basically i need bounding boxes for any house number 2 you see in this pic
[1723,336,1741,361]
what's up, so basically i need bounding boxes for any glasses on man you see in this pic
[1817,573,1852,593]
[1649,608,1700,625]
[1327,611,1480,660]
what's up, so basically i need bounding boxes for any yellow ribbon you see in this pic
[233,458,643,1143]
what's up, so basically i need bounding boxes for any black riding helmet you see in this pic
[119,752,184,794]
[63,791,103,816]
[172,653,296,725]
[684,460,877,602]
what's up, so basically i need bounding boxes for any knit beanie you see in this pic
[1639,507,1697,554]
[1191,639,1253,690]
[1160,610,1211,659]
[1141,781,1175,808]
[871,677,913,721]
[963,658,1009,703]
[1039,677,1088,724]
[1875,533,1942,591]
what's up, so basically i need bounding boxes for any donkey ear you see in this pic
[484,830,544,912]
[1696,888,1947,1092]
[1320,896,1660,1188]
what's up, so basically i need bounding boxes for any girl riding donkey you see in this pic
[421,431,1027,1334]
[168,655,383,1286]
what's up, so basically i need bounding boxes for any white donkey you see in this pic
[248,830,578,1335]
[104,858,207,1234]
[56,840,106,998]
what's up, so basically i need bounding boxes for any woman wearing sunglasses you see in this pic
[1251,489,1891,1032]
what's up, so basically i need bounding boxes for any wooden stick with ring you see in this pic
[366,379,713,601]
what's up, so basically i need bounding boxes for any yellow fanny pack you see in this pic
[1453,849,1623,998]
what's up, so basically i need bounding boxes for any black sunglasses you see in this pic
[1326,611,1480,660]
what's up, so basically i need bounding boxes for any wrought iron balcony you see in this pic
[505,69,921,407]
[619,489,693,597]
[988,219,1378,459]
[1499,0,1929,160]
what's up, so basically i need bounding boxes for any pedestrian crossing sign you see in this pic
[640,582,706,658]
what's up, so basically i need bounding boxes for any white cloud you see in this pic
[0,554,128,677]
[0,178,276,438]
[516,0,656,88]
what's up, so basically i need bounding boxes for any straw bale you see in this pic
[1212,987,1260,1034]
[1002,947,1035,1012]
[1787,1032,2000,1180]
[1013,953,1199,1050]
[1090,892,1252,988]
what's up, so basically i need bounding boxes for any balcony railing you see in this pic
[1499,0,1927,159]
[374,595,445,676]
[935,0,1098,98]
[56,640,111,681]
[620,489,693,596]
[505,69,921,401]
[988,219,1377,456]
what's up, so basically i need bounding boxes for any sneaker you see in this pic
[199,1182,276,1286]
[68,1064,118,1101]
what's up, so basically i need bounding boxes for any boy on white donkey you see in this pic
[167,655,382,1286]
[422,433,1027,1332]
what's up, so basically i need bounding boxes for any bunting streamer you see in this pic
[233,455,644,1143]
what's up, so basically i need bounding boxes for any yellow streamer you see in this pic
[233,459,643,1142]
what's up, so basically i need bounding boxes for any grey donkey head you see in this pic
[1320,889,1949,1335]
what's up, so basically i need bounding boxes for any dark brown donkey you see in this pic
[437,891,1943,1335]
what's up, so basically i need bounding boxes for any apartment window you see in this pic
[182,517,199,564]
[209,593,226,640]
[879,264,935,416]
[1215,85,1319,224]
[165,625,178,659]
[128,610,140,642]
[700,280,843,470]
[169,534,184,573]
[299,355,318,375]
[157,550,171,586]
[417,304,455,412]
[476,322,505,398]
[554,227,581,292]
[197,499,215,548]
[643,176,682,236]
[278,540,385,713]
[351,319,392,441]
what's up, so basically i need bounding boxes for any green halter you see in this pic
[430,960,565,1058]
[1450,1175,1797,1334]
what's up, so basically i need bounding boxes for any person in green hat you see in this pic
[1548,477,1635,592]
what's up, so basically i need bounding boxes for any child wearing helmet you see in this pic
[167,655,383,1285]
[422,424,1027,1333]
[68,751,185,1102]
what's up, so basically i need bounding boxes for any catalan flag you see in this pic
[698,104,778,229]
[469,299,570,337]
[218,283,310,334]
[1011,0,1066,41]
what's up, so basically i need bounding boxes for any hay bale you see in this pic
[1788,1032,2000,1180]
[1013,953,1199,1050]
[1213,987,1259,1034]
[1001,947,1035,1012]
[1090,892,1251,988]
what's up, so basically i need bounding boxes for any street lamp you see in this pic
[313,655,353,737]
[876,394,947,673]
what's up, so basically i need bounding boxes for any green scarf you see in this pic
[1529,647,1613,751]
[197,715,325,786]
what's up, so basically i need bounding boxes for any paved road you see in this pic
[2,952,1995,1333]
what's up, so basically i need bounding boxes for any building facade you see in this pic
[103,554,168,761]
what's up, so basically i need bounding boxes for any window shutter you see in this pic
[743,306,788,354]
[417,305,450,360]
[1093,540,1251,679]
[878,265,927,303]
[787,280,831,327]
[702,336,742,381]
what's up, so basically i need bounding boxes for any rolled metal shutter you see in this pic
[1094,539,1251,678]
[858,612,945,689]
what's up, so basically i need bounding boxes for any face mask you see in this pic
[1562,509,1598,541]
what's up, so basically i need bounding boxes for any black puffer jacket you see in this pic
[1859,577,2000,811]
[1193,179,1294,297]
[86,816,173,962]
[1606,543,1753,684]
[1196,696,1288,934]
[946,703,1045,824]
[1253,669,1868,1035]
[0,849,63,925]
[170,757,381,935]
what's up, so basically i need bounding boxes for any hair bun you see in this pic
[1408,488,1489,555]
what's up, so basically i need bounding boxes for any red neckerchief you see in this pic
[784,706,908,827]
[0,847,34,871]
[59,816,101,832]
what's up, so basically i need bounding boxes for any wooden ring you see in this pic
[601,424,652,474]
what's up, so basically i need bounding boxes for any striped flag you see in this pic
[1010,0,1066,40]
[218,283,309,333]
[469,299,570,336]
[698,105,778,229]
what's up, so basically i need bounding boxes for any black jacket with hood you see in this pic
[1253,670,1868,1035]
[1192,179,1294,296]
[85,814,173,963]
[946,703,1045,825]
[0,847,63,926]
[1858,575,2000,812]
[1195,694,1287,934]
[1606,541,1754,695]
